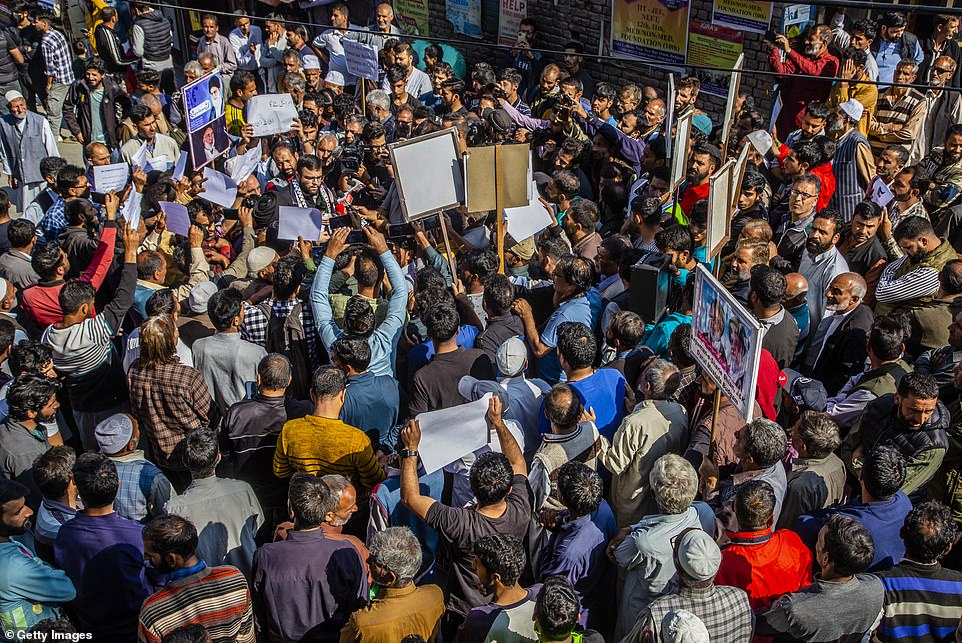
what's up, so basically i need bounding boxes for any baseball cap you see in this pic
[188,280,219,314]
[94,413,135,455]
[838,99,864,124]
[675,529,722,581]
[790,377,828,413]
[507,237,536,261]
[497,337,528,377]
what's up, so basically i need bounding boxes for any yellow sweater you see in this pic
[273,415,385,496]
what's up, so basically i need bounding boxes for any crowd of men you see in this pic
[1,1,962,642]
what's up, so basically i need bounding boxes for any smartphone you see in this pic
[221,208,240,221]
[388,223,414,238]
[328,214,353,230]
[90,192,107,205]
[346,230,366,244]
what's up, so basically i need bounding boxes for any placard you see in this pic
[707,159,735,260]
[691,264,763,420]
[720,52,745,156]
[416,394,492,473]
[670,111,693,193]
[199,167,239,208]
[246,94,299,138]
[390,128,465,220]
[730,141,752,213]
[464,144,530,212]
[712,0,773,34]
[870,176,895,209]
[278,206,324,241]
[159,201,191,237]
[505,185,554,242]
[343,39,380,82]
[611,0,690,66]
[665,73,675,158]
[782,3,816,40]
[92,163,129,194]
[183,70,229,170]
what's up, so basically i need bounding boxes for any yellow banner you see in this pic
[395,0,430,37]
[611,0,690,66]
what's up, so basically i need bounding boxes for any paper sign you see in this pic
[171,151,188,182]
[416,393,492,474]
[121,189,142,230]
[92,163,129,193]
[246,94,299,137]
[159,201,191,236]
[505,182,553,242]
[343,39,380,81]
[277,206,324,241]
[131,141,149,171]
[149,155,169,172]
[747,129,773,156]
[199,168,238,208]
[870,177,894,208]
[229,146,262,184]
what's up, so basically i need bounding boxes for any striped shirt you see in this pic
[41,28,73,85]
[870,89,927,150]
[273,415,385,497]
[138,564,255,643]
[875,560,962,642]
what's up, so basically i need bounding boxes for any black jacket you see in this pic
[805,304,875,396]
[62,77,131,149]
[856,393,950,469]
[93,23,135,75]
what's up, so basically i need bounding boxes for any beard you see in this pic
[806,239,831,256]
[908,248,928,264]
[825,300,847,312]
[0,519,30,537]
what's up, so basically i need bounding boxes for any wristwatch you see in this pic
[400,449,419,459]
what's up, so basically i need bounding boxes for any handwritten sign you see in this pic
[343,39,380,81]
[246,94,299,137]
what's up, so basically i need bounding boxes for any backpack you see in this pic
[257,300,312,400]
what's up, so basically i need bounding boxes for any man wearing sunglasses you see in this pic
[911,56,961,164]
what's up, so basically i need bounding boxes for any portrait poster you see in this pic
[611,0,690,66]
[691,264,763,420]
[782,3,816,40]
[711,0,773,34]
[183,70,229,170]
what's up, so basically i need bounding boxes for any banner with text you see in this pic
[611,0,690,66]
[395,0,430,36]
[711,0,772,34]
[686,19,744,98]
[448,0,483,38]
[498,0,527,46]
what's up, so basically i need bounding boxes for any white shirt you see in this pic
[229,26,263,72]
[799,245,849,326]
[380,66,434,101]
[313,26,361,86]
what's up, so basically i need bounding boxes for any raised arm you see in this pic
[487,395,526,475]
[311,227,350,350]
[102,219,141,333]
[81,194,119,291]
[368,226,409,337]
[399,419,436,520]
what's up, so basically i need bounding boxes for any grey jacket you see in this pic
[192,332,267,418]
[0,249,39,290]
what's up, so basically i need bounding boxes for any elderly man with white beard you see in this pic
[0,90,59,211]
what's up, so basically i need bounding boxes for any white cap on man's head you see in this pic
[5,90,23,104]
[839,99,864,124]
[497,337,528,377]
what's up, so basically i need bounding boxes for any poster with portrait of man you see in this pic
[183,69,228,169]
[690,264,763,420]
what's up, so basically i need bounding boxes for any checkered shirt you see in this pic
[641,580,754,641]
[240,298,322,365]
[37,197,66,244]
[41,28,73,85]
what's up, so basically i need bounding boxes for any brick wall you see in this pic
[425,0,787,125]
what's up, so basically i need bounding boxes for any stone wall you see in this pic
[424,0,788,124]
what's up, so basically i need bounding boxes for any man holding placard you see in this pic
[120,104,179,172]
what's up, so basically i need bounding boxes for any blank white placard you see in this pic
[415,394,491,474]
[390,128,465,220]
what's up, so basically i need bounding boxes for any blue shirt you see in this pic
[53,512,155,641]
[642,312,692,358]
[539,296,593,384]
[540,502,617,627]
[875,38,924,85]
[539,369,628,440]
[0,540,75,638]
[341,370,400,448]
[795,491,912,572]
